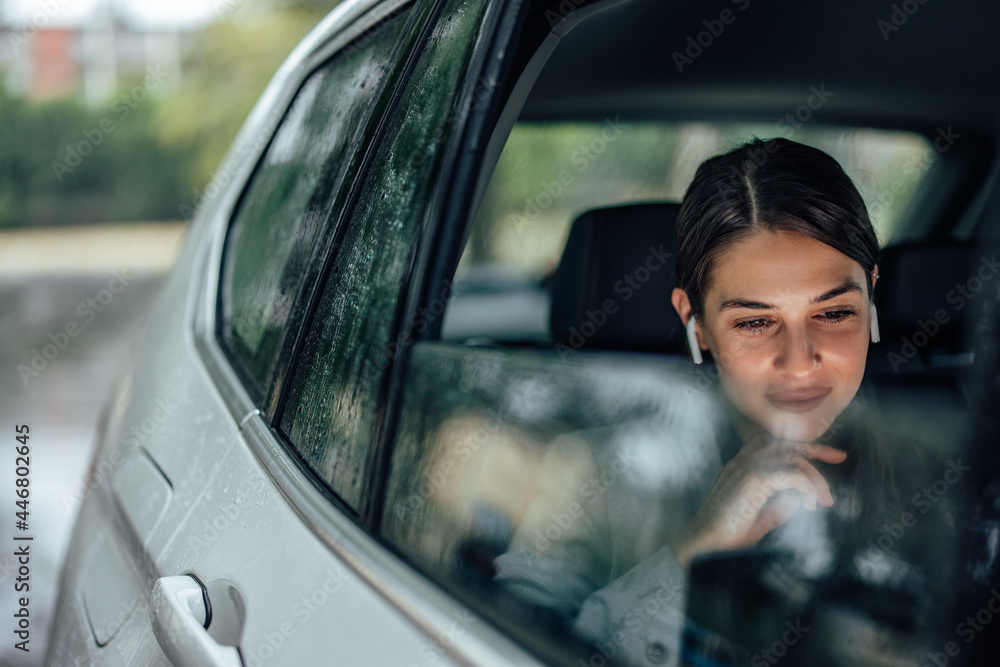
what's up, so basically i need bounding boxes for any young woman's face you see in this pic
[686,229,876,442]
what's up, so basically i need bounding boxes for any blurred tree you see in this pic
[157,1,337,208]
[0,0,336,228]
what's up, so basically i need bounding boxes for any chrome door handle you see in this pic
[151,576,243,667]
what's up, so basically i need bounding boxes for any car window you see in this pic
[277,0,490,513]
[217,8,410,401]
[381,343,727,663]
[380,340,972,665]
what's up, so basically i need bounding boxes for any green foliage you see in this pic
[157,3,335,199]
[0,86,196,227]
[0,1,334,228]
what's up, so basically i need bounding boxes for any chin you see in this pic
[758,409,841,443]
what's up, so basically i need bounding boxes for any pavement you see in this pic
[0,222,185,666]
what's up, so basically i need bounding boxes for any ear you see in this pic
[871,264,879,292]
[673,288,707,358]
[671,287,693,325]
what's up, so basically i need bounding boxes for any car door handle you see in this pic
[151,576,243,667]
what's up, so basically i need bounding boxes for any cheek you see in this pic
[712,341,774,411]
[817,326,870,382]
[710,334,774,387]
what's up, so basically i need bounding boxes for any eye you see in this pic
[734,317,774,333]
[816,308,858,323]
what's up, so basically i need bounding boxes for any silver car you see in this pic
[47,0,1000,665]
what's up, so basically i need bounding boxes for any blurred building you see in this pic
[0,0,191,105]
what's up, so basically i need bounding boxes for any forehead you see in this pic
[707,230,865,304]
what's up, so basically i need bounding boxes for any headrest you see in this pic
[549,203,686,354]
[869,239,979,375]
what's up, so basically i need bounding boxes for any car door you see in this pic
[45,0,543,664]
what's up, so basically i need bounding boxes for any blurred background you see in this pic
[0,0,335,663]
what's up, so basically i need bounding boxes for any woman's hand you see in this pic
[672,435,848,569]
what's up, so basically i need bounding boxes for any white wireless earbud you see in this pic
[686,317,703,364]
[870,303,881,343]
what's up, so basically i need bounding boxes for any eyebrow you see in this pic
[718,281,865,312]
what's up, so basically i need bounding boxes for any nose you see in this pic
[774,325,820,378]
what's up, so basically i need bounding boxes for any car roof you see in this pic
[522,0,1000,136]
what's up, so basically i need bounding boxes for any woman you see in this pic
[494,138,952,666]
[668,136,883,570]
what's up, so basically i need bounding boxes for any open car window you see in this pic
[378,55,988,667]
[458,121,932,284]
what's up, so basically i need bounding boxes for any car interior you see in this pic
[378,0,1000,664]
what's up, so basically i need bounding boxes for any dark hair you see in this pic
[675,137,879,319]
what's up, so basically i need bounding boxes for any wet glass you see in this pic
[219,10,409,398]
[279,0,490,512]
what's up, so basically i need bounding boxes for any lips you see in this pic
[766,387,832,413]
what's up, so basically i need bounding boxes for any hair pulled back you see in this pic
[675,137,879,319]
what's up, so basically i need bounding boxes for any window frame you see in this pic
[213,0,421,413]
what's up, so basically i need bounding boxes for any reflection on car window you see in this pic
[218,10,408,398]
[382,125,975,665]
[278,0,489,512]
[381,343,966,666]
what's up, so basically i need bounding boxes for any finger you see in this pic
[800,443,848,464]
[738,470,818,513]
[791,458,835,507]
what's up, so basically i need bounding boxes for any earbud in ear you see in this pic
[687,317,703,364]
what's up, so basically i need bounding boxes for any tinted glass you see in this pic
[219,12,408,397]
[279,0,490,512]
